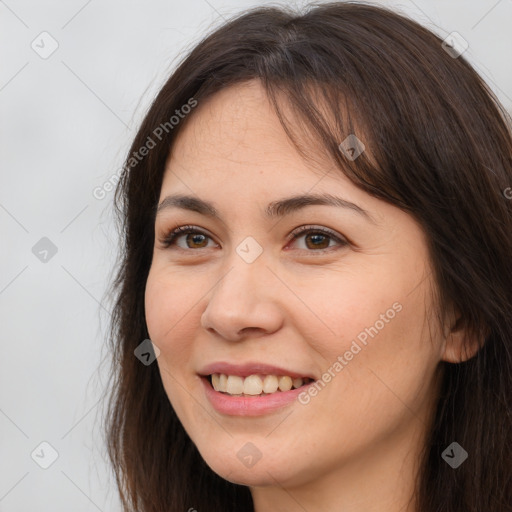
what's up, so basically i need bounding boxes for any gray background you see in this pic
[1,0,511,510]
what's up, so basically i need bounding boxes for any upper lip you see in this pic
[198,361,316,379]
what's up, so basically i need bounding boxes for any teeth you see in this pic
[262,375,278,393]
[226,375,244,395]
[210,373,309,396]
[293,377,303,388]
[243,375,263,395]
[218,374,227,392]
[278,376,293,391]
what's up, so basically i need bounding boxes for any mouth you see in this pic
[203,373,314,397]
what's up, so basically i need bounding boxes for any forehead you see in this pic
[162,79,361,196]
[169,81,310,172]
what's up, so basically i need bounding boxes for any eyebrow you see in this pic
[156,193,377,224]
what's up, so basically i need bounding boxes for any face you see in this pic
[144,79,447,489]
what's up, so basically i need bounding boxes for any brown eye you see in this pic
[161,226,216,249]
[303,232,330,250]
[288,225,348,252]
[183,232,209,248]
[159,224,348,253]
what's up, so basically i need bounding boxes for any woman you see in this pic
[103,2,512,511]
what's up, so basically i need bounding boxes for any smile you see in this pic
[200,374,316,416]
[209,373,314,396]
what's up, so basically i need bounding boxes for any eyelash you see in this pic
[159,224,348,253]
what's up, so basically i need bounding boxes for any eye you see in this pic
[287,225,348,252]
[159,225,216,250]
[158,224,348,253]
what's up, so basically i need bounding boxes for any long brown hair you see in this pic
[101,2,512,511]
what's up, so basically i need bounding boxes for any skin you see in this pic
[144,79,475,512]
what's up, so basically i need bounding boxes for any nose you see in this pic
[200,255,283,342]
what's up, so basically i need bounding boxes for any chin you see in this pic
[198,447,308,488]
[220,468,278,487]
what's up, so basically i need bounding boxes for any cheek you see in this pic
[293,270,402,359]
[144,273,169,342]
[144,268,200,364]
[300,270,438,416]
[144,269,204,423]
[322,296,438,433]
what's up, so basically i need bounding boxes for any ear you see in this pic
[441,307,486,363]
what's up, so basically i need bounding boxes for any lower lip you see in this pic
[200,376,311,416]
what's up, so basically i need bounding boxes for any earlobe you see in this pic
[441,313,486,363]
